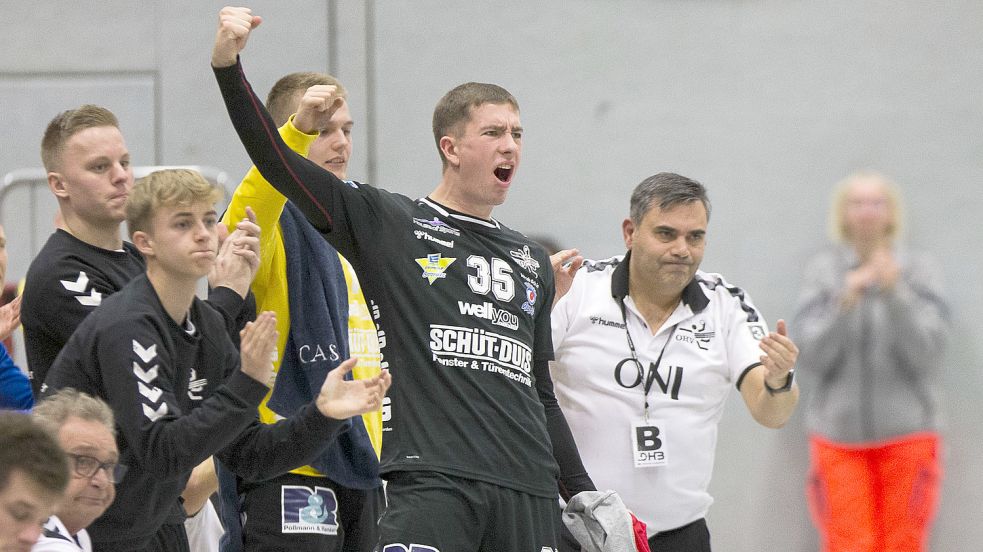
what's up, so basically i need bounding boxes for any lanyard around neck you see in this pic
[618,298,677,420]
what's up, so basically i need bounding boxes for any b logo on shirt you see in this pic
[632,422,668,468]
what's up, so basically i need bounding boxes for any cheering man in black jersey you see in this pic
[211,7,607,551]
[43,169,391,552]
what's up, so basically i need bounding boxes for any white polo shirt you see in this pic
[551,253,767,534]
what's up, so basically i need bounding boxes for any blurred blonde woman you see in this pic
[794,171,948,552]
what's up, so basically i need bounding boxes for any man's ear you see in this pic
[48,172,70,200]
[622,218,635,249]
[132,230,154,257]
[439,135,459,168]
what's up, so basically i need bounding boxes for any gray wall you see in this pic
[2,1,980,550]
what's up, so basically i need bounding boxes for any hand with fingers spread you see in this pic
[759,319,798,389]
[238,310,278,385]
[316,359,392,420]
[550,248,583,308]
[293,85,346,135]
[209,207,260,298]
[212,6,263,68]
[0,295,21,341]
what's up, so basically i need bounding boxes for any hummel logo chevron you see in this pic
[133,340,157,363]
[60,272,103,306]
[142,402,168,422]
[60,272,89,293]
[76,289,102,307]
[132,362,159,384]
[138,381,163,403]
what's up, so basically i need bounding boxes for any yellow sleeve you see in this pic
[221,116,318,299]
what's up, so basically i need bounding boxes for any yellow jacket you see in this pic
[221,118,383,478]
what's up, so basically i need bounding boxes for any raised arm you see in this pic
[211,6,347,233]
[221,86,341,296]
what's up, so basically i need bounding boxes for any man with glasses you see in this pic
[31,389,122,551]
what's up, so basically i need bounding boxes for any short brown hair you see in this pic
[33,389,116,438]
[432,82,519,168]
[126,169,223,237]
[41,105,119,172]
[266,72,347,127]
[0,412,69,496]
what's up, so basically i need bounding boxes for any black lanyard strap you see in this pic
[619,299,677,417]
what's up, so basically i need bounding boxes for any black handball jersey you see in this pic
[43,274,345,551]
[21,229,145,393]
[22,230,253,395]
[216,61,582,498]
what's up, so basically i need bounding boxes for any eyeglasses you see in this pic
[66,453,128,483]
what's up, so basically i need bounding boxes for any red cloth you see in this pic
[630,513,650,552]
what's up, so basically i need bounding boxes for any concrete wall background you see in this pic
[2,2,980,549]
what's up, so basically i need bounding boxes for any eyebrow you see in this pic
[172,210,217,219]
[69,445,118,458]
[483,123,523,132]
[655,225,705,234]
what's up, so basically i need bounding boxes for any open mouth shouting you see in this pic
[494,164,514,184]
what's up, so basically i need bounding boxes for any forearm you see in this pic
[205,285,255,348]
[113,368,268,479]
[213,60,340,231]
[545,403,596,499]
[181,457,219,516]
[217,402,349,482]
[535,357,594,499]
[223,117,315,234]
[740,366,799,429]
[885,279,949,368]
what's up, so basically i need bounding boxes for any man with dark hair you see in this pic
[550,173,800,551]
[43,169,390,552]
[218,70,383,551]
[32,389,121,551]
[0,412,69,552]
[211,7,601,550]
